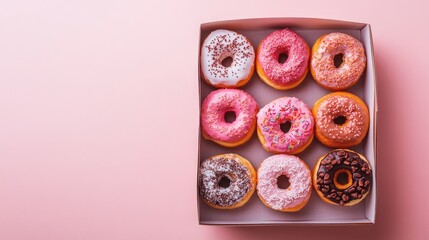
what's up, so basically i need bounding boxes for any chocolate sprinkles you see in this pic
[199,154,253,208]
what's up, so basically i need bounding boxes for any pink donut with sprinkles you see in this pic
[257,97,314,154]
[312,92,369,148]
[201,89,258,147]
[256,29,310,90]
[310,32,366,90]
[257,154,312,212]
[201,29,255,88]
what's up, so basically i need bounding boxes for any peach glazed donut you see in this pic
[257,97,314,154]
[312,149,372,206]
[310,32,366,90]
[199,153,256,209]
[257,154,312,212]
[200,29,255,88]
[313,92,369,148]
[201,89,258,147]
[256,29,310,90]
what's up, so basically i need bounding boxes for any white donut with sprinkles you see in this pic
[200,29,255,88]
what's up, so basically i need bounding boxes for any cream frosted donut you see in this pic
[256,29,310,90]
[257,97,314,154]
[310,32,366,90]
[201,89,258,147]
[313,92,369,148]
[199,153,256,209]
[257,154,312,212]
[201,29,255,88]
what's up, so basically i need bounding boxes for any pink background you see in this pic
[0,0,427,239]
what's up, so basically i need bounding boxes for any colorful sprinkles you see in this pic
[257,97,314,153]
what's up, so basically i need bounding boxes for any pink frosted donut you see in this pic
[201,89,258,147]
[256,97,314,154]
[257,154,312,212]
[256,29,310,90]
[310,32,366,90]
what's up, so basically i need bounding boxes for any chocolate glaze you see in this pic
[199,154,253,208]
[315,149,372,206]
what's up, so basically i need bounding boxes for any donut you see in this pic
[310,32,366,90]
[199,153,256,209]
[257,154,312,212]
[256,29,310,90]
[312,92,369,148]
[201,89,258,147]
[200,29,255,88]
[256,97,314,154]
[312,149,373,206]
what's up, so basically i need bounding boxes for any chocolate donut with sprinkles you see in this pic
[199,153,256,209]
[200,29,255,88]
[312,149,373,206]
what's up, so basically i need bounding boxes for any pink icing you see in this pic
[311,32,366,90]
[315,93,369,144]
[201,89,258,144]
[257,29,310,86]
[257,154,312,211]
[257,97,314,153]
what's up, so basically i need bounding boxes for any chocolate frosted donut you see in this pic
[199,153,256,209]
[312,149,372,206]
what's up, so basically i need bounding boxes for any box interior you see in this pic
[198,18,377,225]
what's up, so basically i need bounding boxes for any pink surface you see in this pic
[0,0,427,240]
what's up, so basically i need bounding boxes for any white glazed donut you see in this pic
[200,29,255,88]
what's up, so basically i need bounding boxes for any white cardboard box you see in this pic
[197,18,377,225]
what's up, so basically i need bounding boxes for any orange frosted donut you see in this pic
[313,92,369,148]
[310,32,366,90]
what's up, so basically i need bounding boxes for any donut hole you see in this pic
[333,116,346,125]
[224,111,237,123]
[280,121,292,133]
[334,53,344,68]
[278,52,289,64]
[334,169,353,190]
[277,175,290,189]
[337,172,349,185]
[218,176,231,188]
[221,56,233,67]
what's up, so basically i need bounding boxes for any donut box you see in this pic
[197,18,377,225]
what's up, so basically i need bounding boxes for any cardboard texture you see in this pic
[197,18,377,225]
